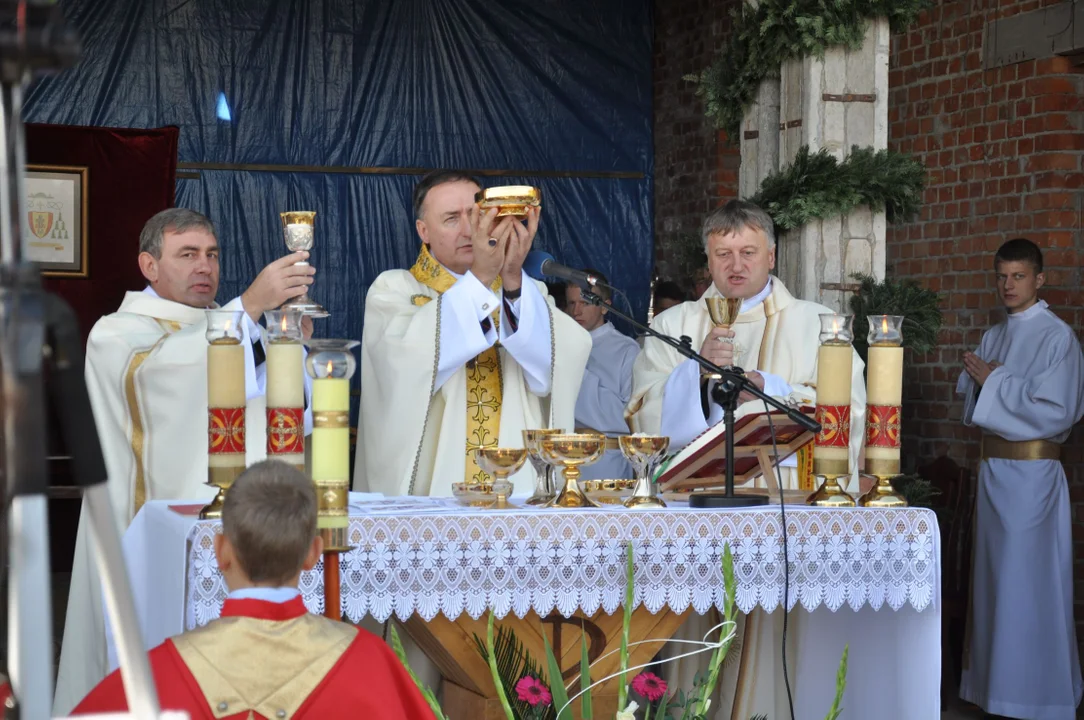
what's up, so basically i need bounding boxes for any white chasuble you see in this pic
[629,276,866,493]
[628,277,866,720]
[957,300,1084,719]
[354,246,590,497]
[54,291,267,716]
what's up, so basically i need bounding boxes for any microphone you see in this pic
[523,250,605,290]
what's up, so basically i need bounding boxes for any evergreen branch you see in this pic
[686,0,931,139]
[474,623,555,720]
[847,272,944,364]
[487,612,518,720]
[749,146,926,231]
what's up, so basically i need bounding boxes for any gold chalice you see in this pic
[523,429,562,505]
[705,296,743,373]
[620,435,671,509]
[280,211,329,318]
[474,448,528,509]
[475,186,542,218]
[540,434,604,508]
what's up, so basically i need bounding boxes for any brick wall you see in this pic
[886,0,1084,640]
[652,0,741,290]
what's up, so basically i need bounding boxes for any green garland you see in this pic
[749,145,925,231]
[687,0,931,141]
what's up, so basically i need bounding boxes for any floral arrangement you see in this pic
[392,543,848,719]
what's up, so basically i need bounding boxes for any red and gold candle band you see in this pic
[208,407,246,454]
[814,405,851,448]
[865,404,901,448]
[267,407,305,455]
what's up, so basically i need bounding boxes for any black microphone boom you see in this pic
[522,250,605,290]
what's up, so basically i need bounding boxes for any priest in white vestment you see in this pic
[54,208,316,715]
[565,278,639,480]
[628,200,867,719]
[957,238,1084,719]
[353,170,590,498]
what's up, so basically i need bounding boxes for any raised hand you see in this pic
[469,206,515,287]
[500,206,540,292]
[241,251,314,323]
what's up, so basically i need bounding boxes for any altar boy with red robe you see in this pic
[73,460,434,719]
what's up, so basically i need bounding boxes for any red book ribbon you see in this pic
[267,407,305,455]
[208,407,246,454]
[865,404,901,448]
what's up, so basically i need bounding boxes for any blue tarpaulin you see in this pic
[27,0,654,382]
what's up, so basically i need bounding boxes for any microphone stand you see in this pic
[0,3,161,717]
[581,289,820,508]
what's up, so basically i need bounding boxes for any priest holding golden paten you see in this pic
[353,171,590,498]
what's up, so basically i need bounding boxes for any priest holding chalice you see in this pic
[353,171,590,499]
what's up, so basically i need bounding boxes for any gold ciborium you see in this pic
[474,448,528,509]
[540,434,604,508]
[475,186,542,218]
[620,435,670,509]
[523,429,562,505]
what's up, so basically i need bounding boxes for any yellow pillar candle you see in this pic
[203,310,247,519]
[813,342,853,476]
[865,316,904,476]
[304,339,359,552]
[266,340,306,471]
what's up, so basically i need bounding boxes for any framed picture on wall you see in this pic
[24,164,89,277]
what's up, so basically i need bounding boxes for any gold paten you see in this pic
[475,185,542,218]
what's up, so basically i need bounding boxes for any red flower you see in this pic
[515,676,552,707]
[631,671,668,702]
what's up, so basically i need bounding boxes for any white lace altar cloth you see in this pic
[184,498,938,630]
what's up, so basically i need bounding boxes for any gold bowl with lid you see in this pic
[475,186,542,218]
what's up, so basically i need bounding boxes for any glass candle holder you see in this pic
[265,308,304,343]
[818,313,854,345]
[205,310,245,345]
[867,315,904,347]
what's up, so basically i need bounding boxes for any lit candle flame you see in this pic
[281,315,288,333]
[325,359,333,376]
[832,318,840,335]
[881,317,889,335]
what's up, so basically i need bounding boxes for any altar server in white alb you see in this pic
[354,171,590,497]
[565,274,639,479]
[628,199,866,492]
[958,237,1084,719]
[54,208,315,716]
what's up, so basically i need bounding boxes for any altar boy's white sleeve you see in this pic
[972,329,1084,440]
[498,279,551,395]
[958,330,994,426]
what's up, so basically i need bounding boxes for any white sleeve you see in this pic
[756,370,793,398]
[434,271,500,390]
[498,279,552,395]
[660,358,723,449]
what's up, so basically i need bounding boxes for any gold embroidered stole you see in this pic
[409,245,503,484]
[734,288,816,491]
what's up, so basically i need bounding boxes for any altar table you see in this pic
[110,496,940,720]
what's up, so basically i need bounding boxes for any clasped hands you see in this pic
[963,351,1001,386]
[468,205,541,292]
[699,326,764,403]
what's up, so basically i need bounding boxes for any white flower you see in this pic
[615,700,639,720]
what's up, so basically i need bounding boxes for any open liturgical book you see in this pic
[657,405,816,495]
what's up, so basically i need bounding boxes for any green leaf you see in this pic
[824,644,850,720]
[487,612,517,720]
[617,542,635,710]
[473,622,554,720]
[694,543,737,715]
[579,621,593,719]
[543,625,573,720]
[388,623,449,720]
